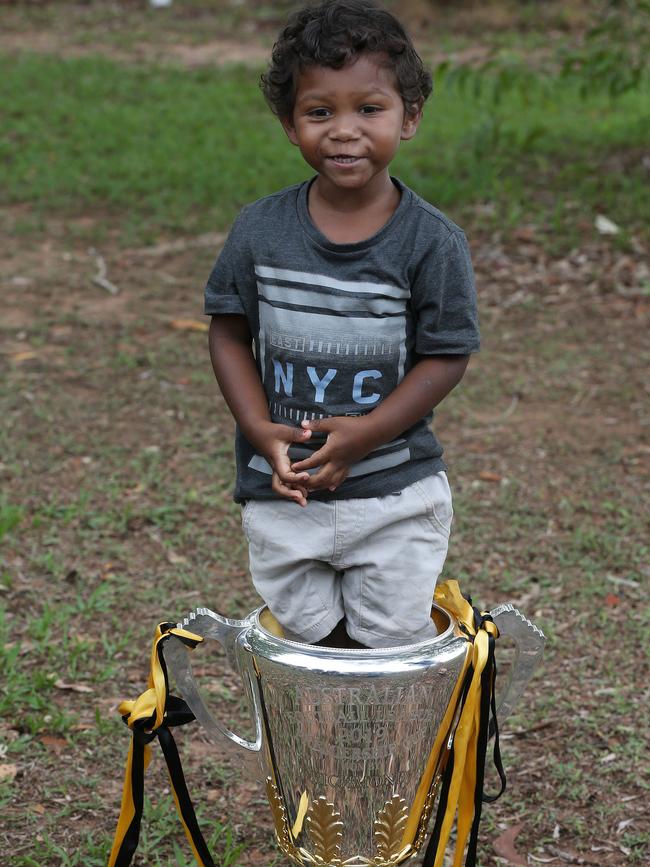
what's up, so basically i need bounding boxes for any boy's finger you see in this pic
[276,466,311,483]
[290,447,328,471]
[283,425,312,442]
[273,453,311,482]
[271,474,308,506]
[305,463,349,492]
[325,469,348,492]
[303,467,335,491]
[300,418,334,433]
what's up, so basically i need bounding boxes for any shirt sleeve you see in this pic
[203,209,250,316]
[411,230,480,355]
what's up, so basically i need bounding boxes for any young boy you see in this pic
[205,0,479,649]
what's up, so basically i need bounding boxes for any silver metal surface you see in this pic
[163,601,545,866]
[490,603,546,723]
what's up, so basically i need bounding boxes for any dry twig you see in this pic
[88,247,119,295]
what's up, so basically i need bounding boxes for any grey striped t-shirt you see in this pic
[204,178,479,502]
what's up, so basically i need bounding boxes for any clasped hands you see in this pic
[262,415,376,506]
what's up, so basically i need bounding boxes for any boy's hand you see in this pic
[288,356,471,493]
[290,417,377,492]
[258,421,313,506]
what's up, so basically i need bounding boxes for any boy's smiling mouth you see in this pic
[327,155,364,165]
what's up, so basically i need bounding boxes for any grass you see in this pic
[9,797,245,866]
[0,500,24,542]
[1,51,648,246]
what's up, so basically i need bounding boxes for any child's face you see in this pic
[282,53,420,196]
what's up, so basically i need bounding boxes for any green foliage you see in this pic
[0,500,24,542]
[560,0,650,96]
[435,0,650,104]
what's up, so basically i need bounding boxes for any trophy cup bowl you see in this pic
[163,600,545,866]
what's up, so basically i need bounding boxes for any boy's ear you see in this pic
[401,105,423,141]
[281,116,300,146]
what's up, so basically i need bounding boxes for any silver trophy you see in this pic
[163,598,544,866]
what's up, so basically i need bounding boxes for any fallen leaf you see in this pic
[616,818,634,835]
[493,823,527,866]
[31,803,46,815]
[126,515,154,532]
[0,764,18,783]
[595,214,620,235]
[39,735,67,754]
[604,593,621,607]
[169,318,208,332]
[10,351,37,363]
[514,226,537,242]
[479,470,502,483]
[71,633,96,645]
[53,679,93,694]
[548,843,594,862]
[606,573,639,588]
[167,549,189,565]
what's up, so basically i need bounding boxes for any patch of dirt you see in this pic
[0,29,271,68]
[0,0,585,72]
[169,38,270,68]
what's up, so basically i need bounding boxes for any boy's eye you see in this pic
[360,105,381,115]
[307,108,331,118]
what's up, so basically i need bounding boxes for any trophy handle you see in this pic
[162,608,263,771]
[489,603,546,723]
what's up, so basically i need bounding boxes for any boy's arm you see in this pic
[208,316,312,504]
[290,354,469,492]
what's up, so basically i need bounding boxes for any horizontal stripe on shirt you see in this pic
[254,264,409,300]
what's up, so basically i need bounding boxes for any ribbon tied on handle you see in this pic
[422,579,507,867]
[108,622,215,867]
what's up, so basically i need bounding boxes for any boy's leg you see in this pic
[242,498,344,644]
[340,472,453,649]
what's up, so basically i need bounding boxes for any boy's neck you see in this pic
[308,171,401,244]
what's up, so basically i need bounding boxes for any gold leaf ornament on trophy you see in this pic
[265,777,293,854]
[302,796,344,866]
[374,795,410,864]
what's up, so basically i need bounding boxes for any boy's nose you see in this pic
[328,115,361,141]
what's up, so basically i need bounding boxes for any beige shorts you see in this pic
[241,472,453,648]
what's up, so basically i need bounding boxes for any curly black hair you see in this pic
[261,0,432,119]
